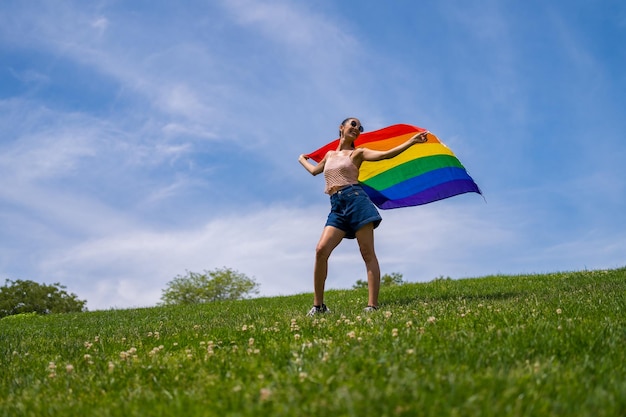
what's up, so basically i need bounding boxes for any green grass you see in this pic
[1,268,625,416]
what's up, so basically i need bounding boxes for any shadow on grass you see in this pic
[383,289,526,308]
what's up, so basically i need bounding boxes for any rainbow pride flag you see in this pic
[306,124,482,209]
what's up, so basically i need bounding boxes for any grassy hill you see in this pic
[1,268,625,416]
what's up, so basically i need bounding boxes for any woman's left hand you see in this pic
[411,131,429,144]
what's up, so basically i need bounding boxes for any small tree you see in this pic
[353,272,405,289]
[382,272,405,286]
[160,267,260,305]
[0,279,87,318]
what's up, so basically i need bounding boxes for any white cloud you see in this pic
[220,0,353,49]
[91,16,109,33]
[18,198,503,309]
[1,127,96,181]
[38,205,321,309]
[31,192,622,311]
[158,83,216,121]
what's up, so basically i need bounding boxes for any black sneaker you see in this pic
[306,304,330,317]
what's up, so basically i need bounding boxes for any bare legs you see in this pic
[355,223,380,307]
[313,226,344,306]
[313,222,380,307]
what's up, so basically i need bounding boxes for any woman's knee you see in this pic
[358,244,377,263]
[315,226,344,260]
[356,227,376,261]
[315,243,329,260]
[316,240,336,260]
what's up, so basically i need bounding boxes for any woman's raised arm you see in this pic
[360,131,428,162]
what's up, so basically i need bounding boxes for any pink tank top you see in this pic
[323,150,359,194]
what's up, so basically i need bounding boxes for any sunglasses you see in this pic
[348,120,364,132]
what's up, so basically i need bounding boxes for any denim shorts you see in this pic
[325,185,382,239]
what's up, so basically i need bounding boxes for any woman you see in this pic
[298,117,428,315]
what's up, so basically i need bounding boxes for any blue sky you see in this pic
[1,0,625,310]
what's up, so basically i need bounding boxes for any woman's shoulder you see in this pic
[350,147,365,157]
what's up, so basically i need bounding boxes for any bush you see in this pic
[353,272,405,289]
[160,267,260,305]
[0,279,87,318]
